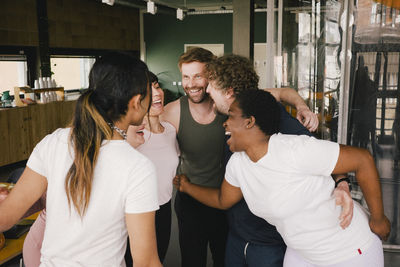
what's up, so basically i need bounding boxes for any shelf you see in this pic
[0,101,77,166]
[13,86,65,107]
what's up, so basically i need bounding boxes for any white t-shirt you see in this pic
[27,128,159,267]
[137,121,179,205]
[225,133,374,265]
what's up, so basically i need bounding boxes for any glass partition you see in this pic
[274,0,399,248]
[350,0,400,247]
[276,0,343,141]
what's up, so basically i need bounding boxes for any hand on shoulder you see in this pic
[296,107,318,132]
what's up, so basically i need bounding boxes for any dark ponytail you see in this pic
[65,53,150,216]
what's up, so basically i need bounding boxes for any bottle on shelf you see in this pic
[45,77,50,88]
[45,91,50,102]
[47,77,52,88]
[51,91,57,101]
[40,92,46,103]
[38,77,44,89]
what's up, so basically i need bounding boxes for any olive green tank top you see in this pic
[177,96,227,188]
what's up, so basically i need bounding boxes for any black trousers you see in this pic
[155,200,172,262]
[175,191,228,267]
[125,200,172,264]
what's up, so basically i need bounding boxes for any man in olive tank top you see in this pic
[162,48,228,267]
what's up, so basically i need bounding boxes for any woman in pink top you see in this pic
[127,72,179,263]
[23,208,46,267]
[0,189,46,267]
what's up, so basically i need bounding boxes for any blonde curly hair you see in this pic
[206,54,259,94]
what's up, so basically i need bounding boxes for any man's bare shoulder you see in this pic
[164,98,180,113]
[161,98,181,131]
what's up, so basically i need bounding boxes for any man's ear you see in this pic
[246,116,256,129]
[226,87,235,99]
[128,94,142,111]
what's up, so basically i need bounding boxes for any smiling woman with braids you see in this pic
[0,53,162,267]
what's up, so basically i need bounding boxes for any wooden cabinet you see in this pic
[0,101,76,166]
[0,112,9,165]
[7,108,31,164]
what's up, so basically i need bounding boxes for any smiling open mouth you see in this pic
[136,128,144,136]
[189,89,201,94]
[152,99,162,107]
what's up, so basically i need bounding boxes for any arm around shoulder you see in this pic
[264,87,303,107]
[264,87,318,132]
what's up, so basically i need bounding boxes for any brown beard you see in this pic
[185,88,209,104]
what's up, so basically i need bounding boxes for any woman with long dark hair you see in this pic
[0,53,162,267]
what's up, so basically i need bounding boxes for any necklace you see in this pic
[109,123,127,140]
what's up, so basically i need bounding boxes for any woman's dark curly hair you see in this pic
[206,54,259,94]
[235,89,280,136]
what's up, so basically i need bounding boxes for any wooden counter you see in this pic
[0,101,77,166]
[0,212,40,265]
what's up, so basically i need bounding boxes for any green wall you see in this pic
[144,12,267,94]
[254,12,267,43]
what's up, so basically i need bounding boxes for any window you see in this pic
[0,55,28,95]
[50,56,95,90]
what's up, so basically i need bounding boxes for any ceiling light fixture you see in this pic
[102,0,115,6]
[147,1,157,14]
[177,8,185,20]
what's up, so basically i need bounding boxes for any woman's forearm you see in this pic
[354,149,385,219]
[22,193,46,218]
[174,175,242,210]
[183,183,228,210]
[334,146,385,219]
